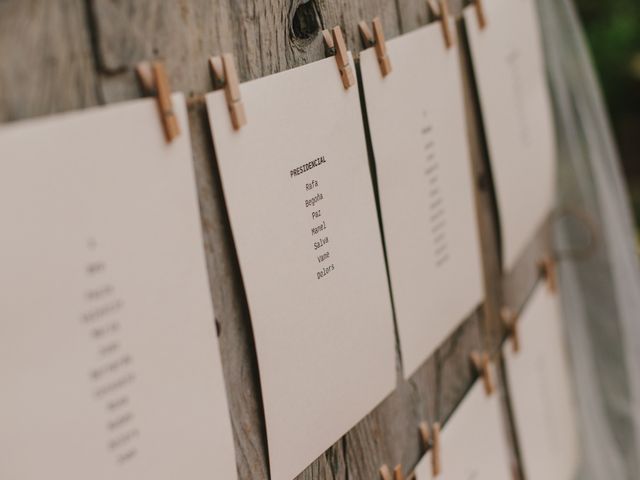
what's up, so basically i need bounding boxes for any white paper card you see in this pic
[504,285,579,480]
[413,379,512,480]
[464,0,556,270]
[0,95,237,480]
[360,23,484,377]
[205,55,396,480]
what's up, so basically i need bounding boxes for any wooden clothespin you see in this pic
[380,464,393,480]
[322,29,336,55]
[470,351,494,395]
[426,0,439,15]
[135,61,180,142]
[208,53,247,130]
[379,463,404,480]
[323,26,356,89]
[394,464,404,480]
[419,421,442,477]
[501,307,520,353]
[419,421,431,450]
[431,423,442,476]
[538,254,557,294]
[427,0,454,49]
[438,0,454,49]
[358,21,375,47]
[358,17,392,77]
[472,0,488,30]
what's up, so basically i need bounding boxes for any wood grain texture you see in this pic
[0,1,547,479]
[0,0,99,121]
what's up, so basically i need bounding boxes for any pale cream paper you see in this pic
[205,54,397,480]
[413,379,512,479]
[503,285,579,480]
[464,0,556,270]
[0,94,237,480]
[360,23,484,377]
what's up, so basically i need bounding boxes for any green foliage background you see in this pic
[575,0,640,232]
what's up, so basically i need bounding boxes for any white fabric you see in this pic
[537,0,640,478]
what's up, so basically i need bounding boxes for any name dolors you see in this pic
[317,263,335,280]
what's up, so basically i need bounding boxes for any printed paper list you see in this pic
[291,156,335,280]
[81,238,139,466]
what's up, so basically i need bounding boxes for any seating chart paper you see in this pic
[464,0,556,270]
[205,55,396,480]
[504,285,579,480]
[412,378,512,480]
[360,22,484,377]
[0,94,238,480]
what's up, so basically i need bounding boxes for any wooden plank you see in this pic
[0,0,100,122]
[87,0,234,102]
[456,10,540,478]
[456,11,505,355]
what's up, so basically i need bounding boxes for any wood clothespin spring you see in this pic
[358,17,392,77]
[538,254,558,294]
[419,421,442,477]
[427,0,454,49]
[470,351,495,395]
[135,61,180,142]
[322,26,356,89]
[473,0,488,30]
[501,307,520,353]
[208,53,247,130]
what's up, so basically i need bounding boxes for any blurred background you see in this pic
[575,0,640,240]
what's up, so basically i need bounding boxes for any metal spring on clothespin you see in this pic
[322,29,336,56]
[135,61,180,142]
